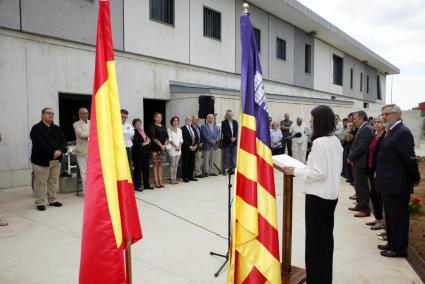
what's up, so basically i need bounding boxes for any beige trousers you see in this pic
[194,150,203,176]
[77,155,87,193]
[32,160,60,205]
[292,142,307,164]
[168,154,181,180]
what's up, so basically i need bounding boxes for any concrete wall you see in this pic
[124,0,190,63]
[268,15,294,84]
[20,0,124,50]
[293,28,314,89]
[189,0,235,73]
[235,0,269,78]
[343,54,363,100]
[363,65,378,101]
[403,110,422,148]
[0,0,20,30]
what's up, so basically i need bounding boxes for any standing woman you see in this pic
[366,116,386,230]
[132,119,153,192]
[149,112,169,188]
[167,116,183,184]
[283,105,343,284]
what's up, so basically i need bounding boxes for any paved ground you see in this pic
[0,170,423,284]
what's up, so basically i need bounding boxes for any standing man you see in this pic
[290,117,308,163]
[121,109,134,168]
[280,113,293,156]
[73,107,90,195]
[221,110,238,175]
[192,115,203,178]
[201,114,220,177]
[0,133,8,225]
[347,111,375,217]
[30,107,65,211]
[376,104,420,257]
[181,116,199,182]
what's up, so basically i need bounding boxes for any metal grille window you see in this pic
[366,75,370,93]
[305,44,311,73]
[377,75,382,100]
[333,54,343,86]
[203,7,221,40]
[253,28,261,52]
[350,68,354,89]
[360,72,363,92]
[150,0,174,26]
[276,38,286,60]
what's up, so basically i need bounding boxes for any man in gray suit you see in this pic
[201,114,220,177]
[347,111,375,217]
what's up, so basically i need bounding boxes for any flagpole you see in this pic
[125,239,133,284]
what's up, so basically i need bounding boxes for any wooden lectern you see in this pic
[273,155,307,284]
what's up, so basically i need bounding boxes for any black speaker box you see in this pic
[198,95,215,119]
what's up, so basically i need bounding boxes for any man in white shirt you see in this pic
[290,117,308,163]
[73,107,90,194]
[121,109,134,168]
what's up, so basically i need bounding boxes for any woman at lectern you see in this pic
[283,105,343,284]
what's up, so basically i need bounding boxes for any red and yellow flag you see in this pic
[227,13,281,284]
[79,1,142,283]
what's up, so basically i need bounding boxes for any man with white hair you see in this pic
[73,107,90,195]
[376,104,420,258]
[290,117,308,163]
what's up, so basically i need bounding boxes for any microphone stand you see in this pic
[210,169,233,277]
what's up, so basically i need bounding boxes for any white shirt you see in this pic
[293,136,343,200]
[389,120,402,130]
[290,123,308,144]
[228,120,234,136]
[122,122,134,147]
[167,128,183,157]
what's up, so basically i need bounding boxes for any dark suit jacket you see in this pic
[181,125,199,152]
[376,122,420,196]
[221,119,238,147]
[132,130,150,156]
[348,122,374,168]
[30,121,66,167]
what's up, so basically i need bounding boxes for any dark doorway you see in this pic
[59,93,92,143]
[143,99,166,133]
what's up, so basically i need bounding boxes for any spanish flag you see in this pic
[79,1,142,283]
[227,13,281,283]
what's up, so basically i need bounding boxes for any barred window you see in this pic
[377,75,382,100]
[366,75,370,93]
[253,28,261,52]
[276,38,286,60]
[203,7,221,40]
[305,44,311,73]
[150,0,174,26]
[360,72,363,92]
[350,68,354,89]
[333,54,343,86]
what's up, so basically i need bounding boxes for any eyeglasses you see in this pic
[380,112,396,117]
[45,112,54,115]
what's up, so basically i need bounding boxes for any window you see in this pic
[363,102,369,109]
[332,55,343,86]
[377,75,382,100]
[360,72,363,92]
[276,38,286,60]
[366,75,370,93]
[203,7,221,40]
[253,28,261,52]
[350,68,353,89]
[305,44,311,73]
[149,0,174,25]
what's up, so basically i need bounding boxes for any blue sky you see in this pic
[298,0,425,109]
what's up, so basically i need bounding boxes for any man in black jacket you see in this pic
[221,110,238,175]
[181,116,199,182]
[376,104,420,257]
[30,107,66,211]
[347,111,375,217]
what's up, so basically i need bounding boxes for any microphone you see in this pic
[281,132,302,142]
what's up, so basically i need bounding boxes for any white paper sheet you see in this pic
[272,154,306,169]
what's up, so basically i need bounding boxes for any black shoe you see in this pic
[60,172,72,178]
[203,173,209,178]
[189,178,198,181]
[378,244,390,251]
[144,186,154,190]
[36,205,46,211]
[380,250,407,258]
[210,173,218,176]
[49,201,63,207]
[195,175,204,178]
[183,179,189,183]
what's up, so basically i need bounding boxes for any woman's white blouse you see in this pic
[167,128,183,157]
[293,136,343,200]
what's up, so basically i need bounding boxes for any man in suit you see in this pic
[192,115,203,178]
[181,116,199,182]
[376,104,420,257]
[201,114,220,177]
[73,107,90,195]
[347,111,375,217]
[221,110,238,175]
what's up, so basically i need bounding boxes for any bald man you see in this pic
[73,107,90,194]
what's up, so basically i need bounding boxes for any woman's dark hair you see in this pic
[311,105,335,141]
[170,116,179,125]
[132,118,141,126]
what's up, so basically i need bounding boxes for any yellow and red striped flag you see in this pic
[79,1,142,283]
[227,12,281,284]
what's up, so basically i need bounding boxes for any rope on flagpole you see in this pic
[242,3,249,15]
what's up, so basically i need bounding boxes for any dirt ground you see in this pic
[409,160,425,259]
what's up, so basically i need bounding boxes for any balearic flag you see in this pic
[227,12,282,284]
[79,1,142,283]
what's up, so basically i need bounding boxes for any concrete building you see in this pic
[0,0,399,189]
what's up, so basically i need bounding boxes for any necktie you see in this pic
[188,125,195,144]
